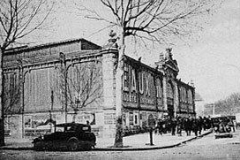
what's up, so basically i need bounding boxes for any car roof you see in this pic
[55,123,88,127]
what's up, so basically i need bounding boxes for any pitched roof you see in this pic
[5,38,101,54]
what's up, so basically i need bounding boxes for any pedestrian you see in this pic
[233,119,237,132]
[203,116,207,130]
[218,120,225,133]
[228,119,235,132]
[158,119,164,135]
[162,119,167,134]
[176,117,183,136]
[198,116,203,135]
[155,120,159,135]
[192,118,198,136]
[184,118,189,136]
[171,118,177,136]
[206,116,212,129]
[184,117,192,136]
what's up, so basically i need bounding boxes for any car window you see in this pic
[83,127,89,131]
[66,126,76,131]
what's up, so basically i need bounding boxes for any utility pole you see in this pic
[59,52,67,123]
[212,104,215,116]
[17,59,31,138]
[17,59,25,138]
[50,90,54,131]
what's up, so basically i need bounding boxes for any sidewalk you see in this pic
[0,129,213,151]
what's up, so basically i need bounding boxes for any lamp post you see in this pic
[212,104,215,116]
[18,60,24,138]
[49,90,54,131]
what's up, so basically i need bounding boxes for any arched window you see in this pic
[156,78,162,98]
[188,90,193,104]
[180,87,187,103]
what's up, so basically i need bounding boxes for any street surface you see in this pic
[0,131,240,160]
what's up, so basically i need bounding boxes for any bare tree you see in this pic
[76,0,223,147]
[54,61,102,123]
[0,0,54,146]
[3,72,21,115]
[2,72,21,135]
[78,0,222,53]
[214,93,240,116]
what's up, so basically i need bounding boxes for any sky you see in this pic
[173,0,240,103]
[23,0,240,104]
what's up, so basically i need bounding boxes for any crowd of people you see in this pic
[154,116,214,137]
[123,115,237,137]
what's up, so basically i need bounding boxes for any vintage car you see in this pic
[33,122,96,151]
[214,120,233,139]
[215,129,233,139]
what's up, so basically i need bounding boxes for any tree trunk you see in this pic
[114,28,125,147]
[0,48,5,146]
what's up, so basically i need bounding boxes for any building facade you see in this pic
[2,38,195,138]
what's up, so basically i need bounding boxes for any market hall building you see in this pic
[2,37,195,138]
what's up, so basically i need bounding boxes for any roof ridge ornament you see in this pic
[165,48,173,60]
[103,30,118,50]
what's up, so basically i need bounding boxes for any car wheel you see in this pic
[34,142,44,151]
[68,139,79,151]
[89,133,96,142]
[45,142,53,151]
[83,143,92,151]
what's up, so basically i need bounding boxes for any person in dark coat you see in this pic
[176,117,183,136]
[171,118,177,136]
[192,118,198,136]
[158,119,164,135]
[203,116,207,130]
[184,117,192,136]
[198,116,203,135]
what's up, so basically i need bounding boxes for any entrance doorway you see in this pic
[167,105,174,118]
[167,81,174,118]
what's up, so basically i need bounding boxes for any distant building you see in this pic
[2,37,195,138]
[204,103,215,116]
[195,93,204,117]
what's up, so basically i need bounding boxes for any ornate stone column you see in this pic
[173,81,179,117]
[162,76,167,111]
[101,33,119,139]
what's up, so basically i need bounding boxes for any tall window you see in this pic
[188,90,193,104]
[167,82,174,99]
[24,67,61,112]
[3,72,21,114]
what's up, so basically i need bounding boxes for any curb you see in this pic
[94,130,213,151]
[0,130,213,151]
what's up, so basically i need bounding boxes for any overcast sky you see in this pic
[26,0,240,104]
[174,0,240,103]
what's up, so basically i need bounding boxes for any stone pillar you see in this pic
[173,81,179,117]
[102,53,115,110]
[162,76,167,111]
[102,52,117,138]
